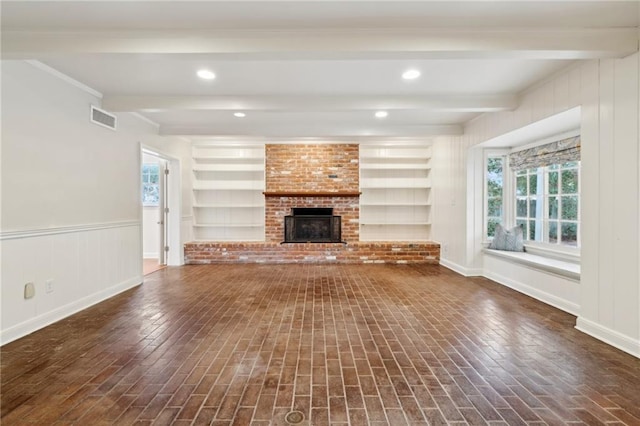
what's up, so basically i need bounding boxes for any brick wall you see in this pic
[265,196,359,243]
[266,144,359,193]
[265,144,360,243]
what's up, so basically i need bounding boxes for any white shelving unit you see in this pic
[192,144,265,241]
[359,144,432,241]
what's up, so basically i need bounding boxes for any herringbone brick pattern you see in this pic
[1,264,639,425]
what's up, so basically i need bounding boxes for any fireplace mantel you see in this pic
[263,191,361,197]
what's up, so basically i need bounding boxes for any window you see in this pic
[485,135,581,250]
[142,163,160,206]
[486,156,505,238]
[515,162,580,247]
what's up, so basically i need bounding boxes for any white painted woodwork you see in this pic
[360,145,432,241]
[432,55,640,358]
[102,95,517,113]
[0,60,181,344]
[191,144,266,242]
[0,224,143,345]
[4,28,635,60]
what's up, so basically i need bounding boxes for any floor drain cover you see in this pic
[285,410,305,424]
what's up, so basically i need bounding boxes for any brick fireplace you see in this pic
[185,143,440,264]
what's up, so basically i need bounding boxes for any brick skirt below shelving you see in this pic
[184,241,440,264]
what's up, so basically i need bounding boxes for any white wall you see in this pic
[432,54,640,357]
[0,60,184,344]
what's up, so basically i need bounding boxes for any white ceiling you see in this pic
[2,1,638,141]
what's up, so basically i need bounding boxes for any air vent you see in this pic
[90,106,117,130]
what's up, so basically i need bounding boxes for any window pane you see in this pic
[563,161,579,168]
[516,176,527,196]
[529,199,537,218]
[142,184,159,205]
[487,218,501,238]
[561,222,578,246]
[487,181,502,198]
[516,198,527,217]
[548,163,559,170]
[529,173,537,194]
[488,198,502,216]
[549,196,558,219]
[529,220,536,240]
[150,171,160,184]
[516,219,527,236]
[562,169,578,194]
[548,171,559,195]
[561,196,578,220]
[548,221,558,243]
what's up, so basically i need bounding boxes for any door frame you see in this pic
[140,145,183,266]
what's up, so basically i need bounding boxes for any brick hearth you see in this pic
[185,242,440,264]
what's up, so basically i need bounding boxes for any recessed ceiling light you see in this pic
[375,111,388,119]
[234,112,246,118]
[402,69,421,80]
[197,69,216,80]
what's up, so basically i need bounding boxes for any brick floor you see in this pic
[1,264,639,425]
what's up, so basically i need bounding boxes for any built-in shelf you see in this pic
[193,164,264,172]
[193,224,264,228]
[360,202,430,207]
[194,204,264,209]
[192,143,266,242]
[361,222,431,226]
[359,144,432,242]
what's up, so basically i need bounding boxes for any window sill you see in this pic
[483,248,580,281]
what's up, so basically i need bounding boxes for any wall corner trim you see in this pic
[439,258,483,277]
[575,317,640,359]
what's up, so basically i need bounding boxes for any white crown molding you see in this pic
[25,60,102,98]
[131,112,160,128]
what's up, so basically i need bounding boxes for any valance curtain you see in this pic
[508,135,580,171]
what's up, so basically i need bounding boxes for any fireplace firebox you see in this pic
[284,208,342,243]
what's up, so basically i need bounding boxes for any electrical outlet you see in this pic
[24,282,35,299]
[45,279,54,294]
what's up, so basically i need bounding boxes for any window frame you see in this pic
[483,149,511,240]
[484,150,581,259]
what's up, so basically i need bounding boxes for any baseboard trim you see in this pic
[0,276,142,346]
[576,317,640,359]
[484,270,579,316]
[439,258,482,277]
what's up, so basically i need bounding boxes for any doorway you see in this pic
[142,152,168,274]
[141,146,182,275]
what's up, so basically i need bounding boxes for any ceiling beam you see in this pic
[102,95,518,113]
[3,28,637,60]
[159,123,463,137]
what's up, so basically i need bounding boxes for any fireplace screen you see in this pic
[284,208,342,243]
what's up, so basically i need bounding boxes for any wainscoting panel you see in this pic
[1,222,142,345]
